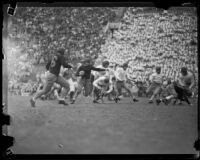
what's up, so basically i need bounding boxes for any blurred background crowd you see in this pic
[6,7,198,97]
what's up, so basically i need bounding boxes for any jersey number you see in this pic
[51,56,58,68]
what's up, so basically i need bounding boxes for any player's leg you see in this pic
[115,81,122,98]
[56,76,70,105]
[71,78,84,104]
[93,86,102,103]
[69,90,75,102]
[89,74,95,96]
[30,73,56,107]
[173,84,185,104]
[146,83,154,98]
[147,83,156,103]
[84,79,91,97]
[54,88,64,101]
[92,85,97,102]
[107,87,113,101]
[45,84,56,100]
[149,85,161,103]
[93,87,98,102]
[68,80,75,101]
[123,81,139,102]
[114,81,122,103]
[109,86,117,102]
[182,88,192,105]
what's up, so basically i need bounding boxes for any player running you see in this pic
[93,60,110,80]
[71,58,107,104]
[61,67,78,102]
[146,66,163,103]
[30,48,73,107]
[114,63,139,103]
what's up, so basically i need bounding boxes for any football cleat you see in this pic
[70,99,75,104]
[93,100,99,103]
[114,97,120,103]
[148,100,153,104]
[133,98,139,102]
[58,100,68,105]
[156,99,161,105]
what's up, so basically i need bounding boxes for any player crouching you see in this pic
[92,76,117,103]
[156,80,177,105]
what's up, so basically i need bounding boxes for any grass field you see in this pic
[7,95,198,154]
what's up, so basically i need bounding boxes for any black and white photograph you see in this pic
[2,3,198,154]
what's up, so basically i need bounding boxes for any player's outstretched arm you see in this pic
[63,62,73,69]
[91,66,106,72]
[60,56,73,69]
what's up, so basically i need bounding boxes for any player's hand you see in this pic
[79,71,85,76]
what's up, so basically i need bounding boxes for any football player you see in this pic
[30,48,73,107]
[173,67,195,105]
[115,63,139,102]
[146,66,163,103]
[71,58,107,104]
[92,75,117,103]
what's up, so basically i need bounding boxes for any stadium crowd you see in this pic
[101,7,197,82]
[8,7,198,102]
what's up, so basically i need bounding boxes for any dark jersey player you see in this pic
[71,58,106,104]
[30,48,72,107]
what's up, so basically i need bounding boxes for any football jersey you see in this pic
[76,65,105,79]
[179,72,194,87]
[150,73,163,84]
[115,67,126,81]
[48,53,72,76]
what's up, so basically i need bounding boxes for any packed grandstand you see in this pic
[7,7,198,97]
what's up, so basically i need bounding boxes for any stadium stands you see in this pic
[7,7,198,96]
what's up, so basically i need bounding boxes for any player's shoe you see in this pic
[162,98,167,105]
[58,100,68,105]
[70,99,75,104]
[133,98,139,102]
[156,99,162,105]
[93,100,100,103]
[30,98,36,108]
[173,98,178,105]
[178,101,183,105]
[148,100,153,104]
[114,97,120,103]
[164,99,171,105]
